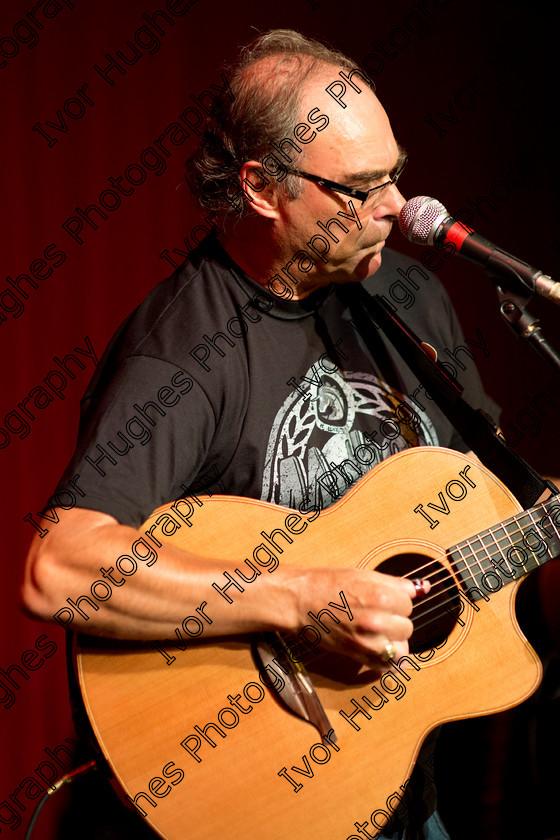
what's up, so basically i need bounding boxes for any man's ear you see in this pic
[239,160,280,219]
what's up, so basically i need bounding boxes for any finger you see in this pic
[383,613,414,642]
[358,611,414,642]
[367,578,416,618]
[373,570,431,603]
[372,570,418,602]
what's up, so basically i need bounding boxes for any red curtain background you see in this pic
[1,1,559,837]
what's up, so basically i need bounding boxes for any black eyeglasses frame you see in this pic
[284,156,408,206]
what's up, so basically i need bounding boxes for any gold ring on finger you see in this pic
[381,641,397,662]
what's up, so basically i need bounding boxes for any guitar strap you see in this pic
[340,283,551,508]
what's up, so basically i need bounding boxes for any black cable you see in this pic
[24,759,98,840]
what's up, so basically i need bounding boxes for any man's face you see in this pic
[275,74,405,297]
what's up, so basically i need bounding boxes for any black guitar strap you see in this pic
[340,283,551,509]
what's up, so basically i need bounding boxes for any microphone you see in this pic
[398,195,560,306]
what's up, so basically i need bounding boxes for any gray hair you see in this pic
[185,29,373,216]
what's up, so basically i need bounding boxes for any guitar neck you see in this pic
[450,495,560,601]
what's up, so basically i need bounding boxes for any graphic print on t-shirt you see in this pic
[260,365,438,511]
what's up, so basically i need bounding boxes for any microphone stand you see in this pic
[494,284,560,374]
[474,249,560,372]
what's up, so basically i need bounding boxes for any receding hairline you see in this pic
[237,53,330,95]
[238,51,372,96]
[237,53,378,129]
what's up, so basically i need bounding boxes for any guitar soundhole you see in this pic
[377,553,460,654]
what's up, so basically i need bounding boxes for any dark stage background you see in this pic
[1,1,559,838]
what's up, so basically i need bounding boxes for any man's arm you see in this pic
[21,506,419,669]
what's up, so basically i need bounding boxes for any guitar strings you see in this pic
[402,525,550,594]
[389,537,531,635]
[392,495,558,599]
[320,497,556,648]
[364,512,555,635]
[316,498,556,651]
[399,531,549,634]
[406,579,463,633]
[393,512,554,596]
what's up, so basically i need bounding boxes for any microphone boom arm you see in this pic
[495,284,560,373]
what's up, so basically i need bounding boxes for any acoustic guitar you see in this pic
[75,446,560,839]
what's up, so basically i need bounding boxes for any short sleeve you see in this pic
[51,356,217,527]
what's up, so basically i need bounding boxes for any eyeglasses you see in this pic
[285,156,408,208]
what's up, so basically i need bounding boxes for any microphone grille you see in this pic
[399,196,449,245]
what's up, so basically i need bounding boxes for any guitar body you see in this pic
[76,447,542,839]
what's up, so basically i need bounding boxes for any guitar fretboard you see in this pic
[449,496,560,601]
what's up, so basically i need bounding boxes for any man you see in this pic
[22,29,499,839]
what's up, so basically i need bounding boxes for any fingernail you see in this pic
[412,578,430,597]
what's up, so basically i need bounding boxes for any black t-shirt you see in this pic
[55,234,498,836]
[53,234,497,524]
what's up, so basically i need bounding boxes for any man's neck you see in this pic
[220,224,325,301]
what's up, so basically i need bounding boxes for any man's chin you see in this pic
[354,247,383,281]
[327,252,383,288]
[315,243,385,288]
